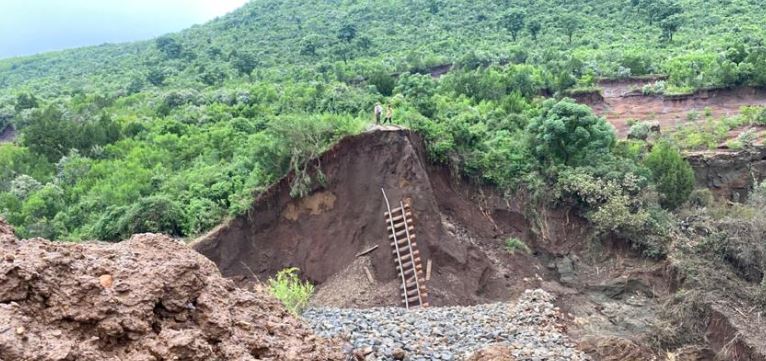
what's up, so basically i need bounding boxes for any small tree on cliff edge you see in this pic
[644,141,694,210]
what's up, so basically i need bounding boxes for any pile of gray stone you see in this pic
[303,289,590,361]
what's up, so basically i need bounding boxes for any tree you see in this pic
[660,13,683,41]
[503,9,526,41]
[644,142,694,210]
[231,51,259,76]
[146,68,166,86]
[560,14,582,44]
[22,106,74,162]
[299,35,320,56]
[527,98,616,166]
[527,19,542,40]
[155,36,183,59]
[337,24,357,43]
[15,93,38,111]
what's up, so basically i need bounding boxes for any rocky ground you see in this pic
[304,289,590,361]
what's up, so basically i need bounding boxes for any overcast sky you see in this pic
[0,0,249,59]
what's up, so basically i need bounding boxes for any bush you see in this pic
[527,98,615,167]
[505,238,531,254]
[628,122,651,140]
[688,188,714,208]
[267,267,314,315]
[91,195,185,241]
[644,142,694,210]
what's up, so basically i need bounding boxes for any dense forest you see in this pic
[0,0,764,246]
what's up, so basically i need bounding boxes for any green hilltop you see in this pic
[0,0,764,251]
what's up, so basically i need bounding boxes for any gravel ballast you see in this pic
[303,289,590,361]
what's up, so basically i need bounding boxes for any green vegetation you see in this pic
[645,142,694,210]
[505,237,531,254]
[267,267,315,315]
[0,0,754,244]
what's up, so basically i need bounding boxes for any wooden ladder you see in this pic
[382,189,429,309]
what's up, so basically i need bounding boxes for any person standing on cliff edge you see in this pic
[374,102,383,124]
[384,104,393,124]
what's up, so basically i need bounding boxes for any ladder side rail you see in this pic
[382,189,410,310]
[399,201,423,306]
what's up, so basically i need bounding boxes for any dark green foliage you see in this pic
[367,70,396,96]
[92,195,185,241]
[155,36,183,59]
[21,107,121,162]
[559,14,582,44]
[527,19,542,40]
[0,0,760,243]
[337,24,357,43]
[503,9,526,41]
[146,68,166,86]
[644,142,694,210]
[15,93,38,111]
[230,50,259,76]
[527,98,615,167]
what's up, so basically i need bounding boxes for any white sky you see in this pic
[0,0,249,59]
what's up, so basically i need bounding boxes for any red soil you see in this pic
[580,80,766,138]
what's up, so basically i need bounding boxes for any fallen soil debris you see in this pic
[0,220,342,361]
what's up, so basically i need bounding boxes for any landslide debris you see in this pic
[0,220,342,361]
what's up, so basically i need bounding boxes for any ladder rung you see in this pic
[392,243,417,255]
[400,278,425,289]
[387,221,407,231]
[384,207,404,217]
[398,265,423,276]
[402,288,420,297]
[395,257,421,268]
[402,294,421,304]
[399,250,420,261]
[387,212,412,223]
[390,237,416,248]
[389,227,415,239]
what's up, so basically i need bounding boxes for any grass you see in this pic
[505,237,531,254]
[267,267,315,315]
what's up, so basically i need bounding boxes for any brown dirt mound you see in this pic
[0,220,342,361]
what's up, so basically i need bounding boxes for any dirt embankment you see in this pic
[686,147,766,201]
[193,129,553,307]
[0,220,341,361]
[578,79,766,138]
[193,128,766,360]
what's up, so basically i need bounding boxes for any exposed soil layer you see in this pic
[193,129,766,360]
[0,221,342,361]
[193,128,547,307]
[580,80,766,138]
[686,147,766,201]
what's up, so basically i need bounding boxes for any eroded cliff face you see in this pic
[192,129,532,307]
[686,147,766,201]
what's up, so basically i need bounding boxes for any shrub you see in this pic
[267,267,314,315]
[505,237,531,254]
[527,98,615,167]
[644,142,695,210]
[688,188,714,208]
[628,122,651,140]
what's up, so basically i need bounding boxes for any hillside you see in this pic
[3,0,766,96]
[2,0,766,242]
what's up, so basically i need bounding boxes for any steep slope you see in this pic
[192,128,551,306]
